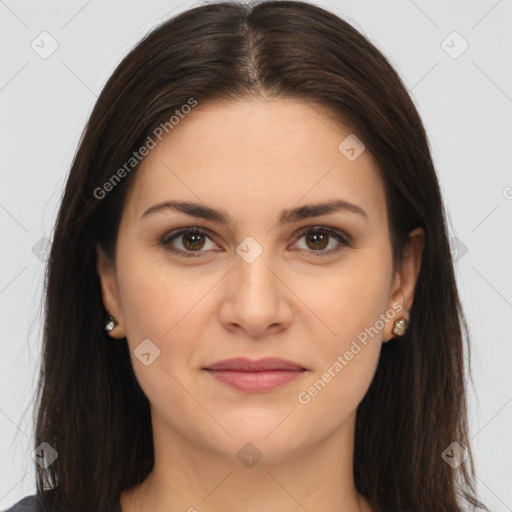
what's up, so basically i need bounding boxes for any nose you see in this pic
[218,247,293,337]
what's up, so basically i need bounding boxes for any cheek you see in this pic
[115,248,206,371]
[298,245,393,394]
[292,270,392,432]
[305,250,392,345]
[117,255,172,341]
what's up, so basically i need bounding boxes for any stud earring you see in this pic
[392,317,408,336]
[105,314,118,332]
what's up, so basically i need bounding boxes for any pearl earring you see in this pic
[392,317,408,336]
[105,314,118,332]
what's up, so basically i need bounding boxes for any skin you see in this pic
[96,97,424,512]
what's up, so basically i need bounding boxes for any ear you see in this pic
[383,227,425,342]
[96,243,126,339]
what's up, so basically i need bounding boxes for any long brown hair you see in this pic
[34,1,488,511]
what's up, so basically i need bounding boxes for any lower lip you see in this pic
[204,369,305,392]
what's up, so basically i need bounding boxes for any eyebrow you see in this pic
[140,199,368,226]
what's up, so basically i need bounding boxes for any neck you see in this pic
[120,410,372,512]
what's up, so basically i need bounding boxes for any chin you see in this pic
[208,421,315,466]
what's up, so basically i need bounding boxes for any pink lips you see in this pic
[203,357,306,392]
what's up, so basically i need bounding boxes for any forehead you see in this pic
[124,98,387,228]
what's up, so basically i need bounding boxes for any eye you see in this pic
[292,226,350,257]
[159,225,351,258]
[160,227,218,258]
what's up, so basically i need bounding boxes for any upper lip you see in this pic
[204,357,306,372]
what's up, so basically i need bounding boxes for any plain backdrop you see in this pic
[1,0,511,510]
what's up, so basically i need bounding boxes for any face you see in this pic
[97,98,423,464]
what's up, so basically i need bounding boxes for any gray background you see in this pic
[1,0,511,509]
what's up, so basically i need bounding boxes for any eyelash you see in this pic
[159,226,351,258]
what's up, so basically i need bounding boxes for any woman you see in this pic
[5,1,489,511]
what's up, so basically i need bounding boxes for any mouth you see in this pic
[202,357,307,393]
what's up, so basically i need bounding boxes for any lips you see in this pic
[203,357,307,392]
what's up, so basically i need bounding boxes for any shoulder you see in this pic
[3,494,51,512]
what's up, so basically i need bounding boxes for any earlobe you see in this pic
[95,243,126,339]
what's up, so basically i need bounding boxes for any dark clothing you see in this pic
[3,495,47,512]
[2,494,122,512]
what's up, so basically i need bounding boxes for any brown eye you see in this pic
[160,225,350,259]
[293,227,350,256]
[160,228,217,257]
